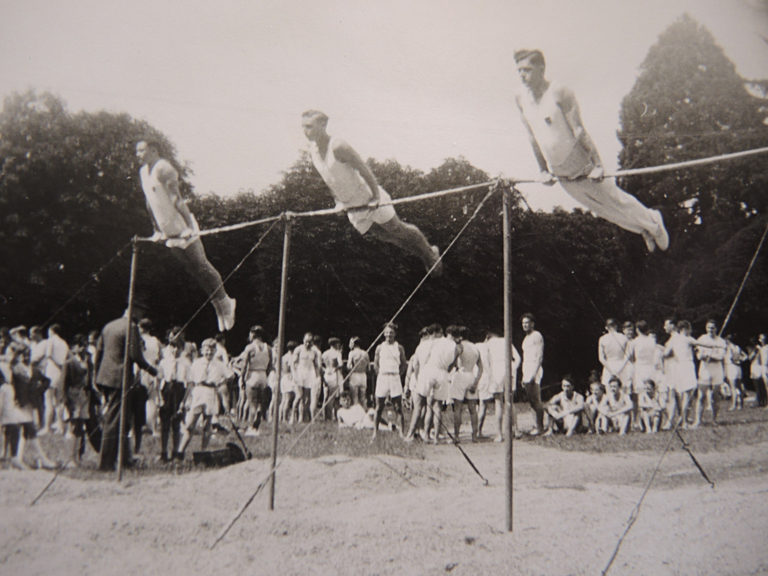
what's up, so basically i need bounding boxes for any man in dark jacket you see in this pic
[94,297,157,471]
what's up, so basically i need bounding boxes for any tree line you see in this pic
[1,15,766,388]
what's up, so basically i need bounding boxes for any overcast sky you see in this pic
[1,0,767,210]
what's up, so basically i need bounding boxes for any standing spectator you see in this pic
[293,333,322,422]
[694,319,727,427]
[663,320,699,430]
[1,342,56,469]
[42,324,70,435]
[372,324,407,440]
[521,313,545,436]
[157,338,191,462]
[758,334,768,408]
[61,335,93,465]
[93,298,157,471]
[598,319,633,391]
[725,334,747,411]
[476,331,521,442]
[178,339,230,458]
[322,337,344,422]
[278,341,298,424]
[450,326,483,443]
[237,326,272,436]
[137,318,161,440]
[347,337,370,407]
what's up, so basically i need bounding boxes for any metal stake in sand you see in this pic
[269,214,292,511]
[502,186,515,532]
[117,237,139,482]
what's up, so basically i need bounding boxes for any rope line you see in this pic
[600,418,680,576]
[436,418,490,486]
[171,218,280,338]
[719,217,768,336]
[675,429,716,488]
[606,146,768,178]
[212,183,499,549]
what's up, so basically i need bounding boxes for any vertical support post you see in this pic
[117,237,139,482]
[502,186,514,531]
[269,214,292,510]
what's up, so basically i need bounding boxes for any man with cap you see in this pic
[513,49,669,252]
[93,295,158,471]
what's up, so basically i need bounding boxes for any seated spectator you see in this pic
[337,392,391,431]
[597,376,633,435]
[638,379,663,433]
[584,378,605,434]
[545,376,585,437]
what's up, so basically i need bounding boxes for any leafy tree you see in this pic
[0,90,187,331]
[617,14,768,334]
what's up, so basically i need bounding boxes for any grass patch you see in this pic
[7,420,424,481]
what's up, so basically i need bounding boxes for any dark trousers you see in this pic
[159,381,185,459]
[127,385,148,453]
[98,386,132,471]
[755,377,768,407]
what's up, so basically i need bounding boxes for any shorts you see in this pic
[346,188,397,234]
[673,362,698,393]
[187,385,218,420]
[295,369,319,391]
[323,370,342,389]
[375,373,403,399]
[698,361,724,386]
[451,371,477,401]
[633,364,660,394]
[280,374,296,395]
[416,366,449,399]
[521,365,543,385]
[725,364,742,383]
[349,372,367,390]
[245,370,269,391]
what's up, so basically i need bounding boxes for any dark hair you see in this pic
[137,137,160,151]
[514,49,545,67]
[302,109,329,124]
[521,313,535,323]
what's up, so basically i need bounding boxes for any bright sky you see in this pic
[1,0,767,210]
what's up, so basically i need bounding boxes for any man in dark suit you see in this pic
[94,297,157,471]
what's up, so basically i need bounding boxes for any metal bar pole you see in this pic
[117,237,138,482]
[503,187,515,531]
[269,215,292,510]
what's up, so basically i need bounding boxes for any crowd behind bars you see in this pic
[1,313,767,470]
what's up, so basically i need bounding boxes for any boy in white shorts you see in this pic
[372,325,407,439]
[347,337,370,407]
[178,339,230,459]
[477,331,521,441]
[694,319,726,427]
[450,326,483,442]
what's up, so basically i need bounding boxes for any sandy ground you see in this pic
[2,421,768,576]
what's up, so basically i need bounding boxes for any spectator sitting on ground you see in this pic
[337,392,392,431]
[584,377,605,434]
[597,376,633,435]
[638,379,663,433]
[544,376,585,437]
